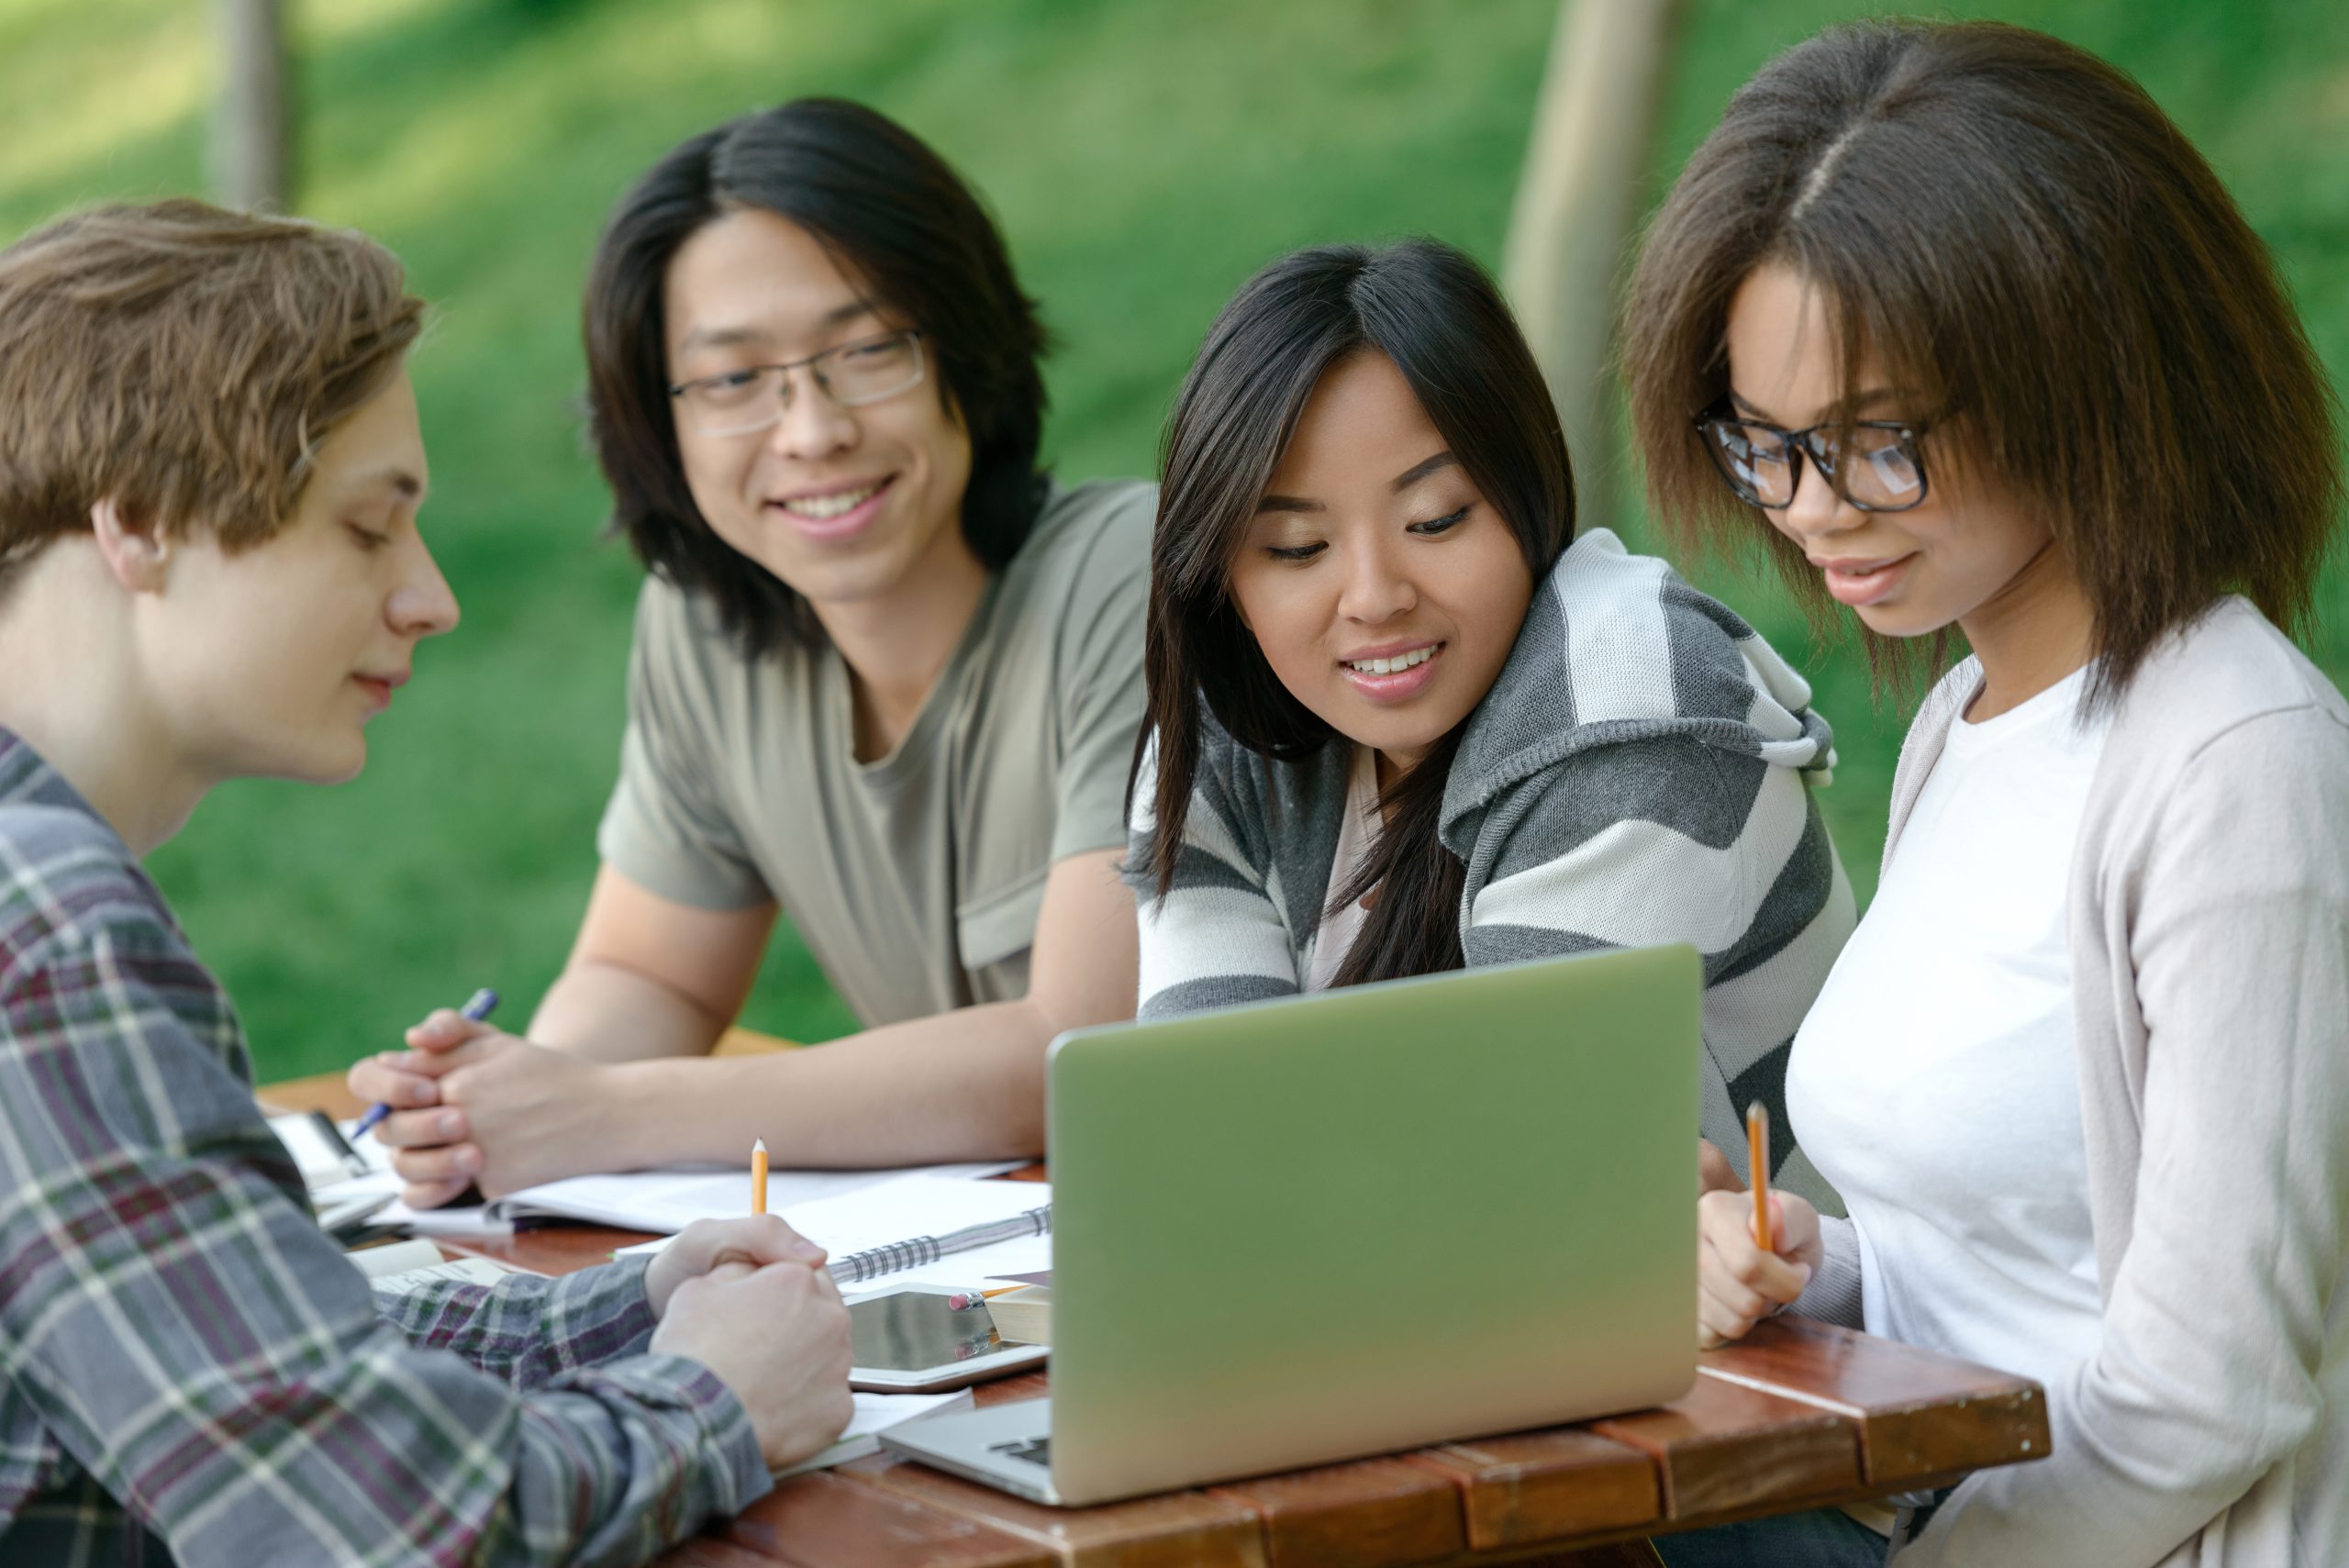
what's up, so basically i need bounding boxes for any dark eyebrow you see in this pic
[344,465,427,505]
[1255,450,1461,516]
[675,300,881,355]
[1390,450,1456,491]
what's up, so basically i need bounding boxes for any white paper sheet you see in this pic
[347,1239,518,1289]
[366,1254,516,1289]
[350,1159,1023,1238]
[774,1389,975,1477]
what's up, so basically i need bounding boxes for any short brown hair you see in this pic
[0,199,424,580]
[1623,20,2343,705]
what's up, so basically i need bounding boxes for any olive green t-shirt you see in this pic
[596,478,1154,1028]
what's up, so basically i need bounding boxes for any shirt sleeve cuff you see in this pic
[538,1256,661,1373]
[588,1352,775,1514]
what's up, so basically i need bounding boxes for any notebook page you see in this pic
[495,1161,1024,1232]
[361,1160,1022,1237]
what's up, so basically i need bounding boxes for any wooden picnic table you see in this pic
[265,1053,2047,1567]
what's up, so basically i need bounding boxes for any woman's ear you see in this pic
[88,498,171,593]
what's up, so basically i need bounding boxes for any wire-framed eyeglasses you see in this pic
[668,328,927,437]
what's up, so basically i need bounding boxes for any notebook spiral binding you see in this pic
[829,1204,1052,1285]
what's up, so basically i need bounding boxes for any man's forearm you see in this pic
[531,961,729,1063]
[607,999,1054,1169]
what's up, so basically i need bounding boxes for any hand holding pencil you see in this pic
[1691,1101,1824,1350]
[645,1213,852,1471]
[743,1137,1051,1290]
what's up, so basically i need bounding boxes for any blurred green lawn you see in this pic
[2,0,2341,1081]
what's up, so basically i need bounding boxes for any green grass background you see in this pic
[2,0,2341,1081]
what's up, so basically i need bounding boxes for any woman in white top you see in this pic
[1621,19,2349,1567]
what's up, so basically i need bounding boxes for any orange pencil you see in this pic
[751,1138,768,1217]
[1746,1101,1770,1249]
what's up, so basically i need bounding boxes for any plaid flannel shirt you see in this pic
[0,730,770,1566]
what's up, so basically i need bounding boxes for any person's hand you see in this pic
[351,1008,620,1205]
[1696,1188,1821,1349]
[651,1257,854,1470]
[1698,1138,1741,1195]
[645,1217,829,1319]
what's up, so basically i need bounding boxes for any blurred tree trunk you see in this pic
[1503,0,1687,529]
[213,0,294,212]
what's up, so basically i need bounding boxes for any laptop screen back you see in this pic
[1043,944,1702,1505]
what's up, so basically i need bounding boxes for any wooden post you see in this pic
[1503,0,1687,528]
[213,0,293,213]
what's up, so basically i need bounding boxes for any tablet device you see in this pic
[848,1284,1048,1393]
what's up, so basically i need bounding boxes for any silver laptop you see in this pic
[882,945,1700,1507]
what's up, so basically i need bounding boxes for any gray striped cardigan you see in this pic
[1132,528,1856,1201]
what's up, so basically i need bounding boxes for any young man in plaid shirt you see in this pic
[0,201,852,1566]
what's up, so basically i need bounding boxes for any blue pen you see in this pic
[354,987,500,1140]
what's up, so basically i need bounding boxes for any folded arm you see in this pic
[363,849,1136,1196]
[599,844,1139,1168]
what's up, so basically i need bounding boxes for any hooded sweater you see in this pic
[1132,528,1856,1193]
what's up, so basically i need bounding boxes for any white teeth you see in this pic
[1345,645,1437,676]
[784,482,881,519]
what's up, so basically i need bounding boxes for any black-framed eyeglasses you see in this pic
[1692,396,1934,513]
[668,328,926,437]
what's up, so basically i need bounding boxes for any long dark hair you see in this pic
[1623,19,2343,707]
[584,98,1051,653]
[1137,239,1575,985]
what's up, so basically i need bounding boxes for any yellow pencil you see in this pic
[1746,1102,1770,1250]
[751,1138,768,1217]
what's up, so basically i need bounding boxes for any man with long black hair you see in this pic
[352,101,1151,1198]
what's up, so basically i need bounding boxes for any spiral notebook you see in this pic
[618,1173,1055,1292]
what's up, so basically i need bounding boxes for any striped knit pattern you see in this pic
[1134,529,1856,1202]
[0,731,769,1567]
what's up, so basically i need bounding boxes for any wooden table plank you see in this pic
[1698,1317,2048,1488]
[974,1372,1052,1407]
[1403,1429,1658,1551]
[706,1470,1053,1568]
[259,1071,366,1119]
[1208,1456,1464,1568]
[836,1450,1269,1568]
[660,1539,798,1568]
[1588,1373,1855,1520]
[438,1224,655,1273]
